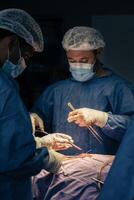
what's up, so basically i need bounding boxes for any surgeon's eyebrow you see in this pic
[67,58,77,62]
[68,57,89,61]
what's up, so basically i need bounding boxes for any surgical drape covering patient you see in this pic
[33,153,114,200]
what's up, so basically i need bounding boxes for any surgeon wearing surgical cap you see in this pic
[32,26,134,155]
[0,8,74,200]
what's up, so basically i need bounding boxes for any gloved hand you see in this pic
[34,133,74,150]
[67,108,108,128]
[45,150,66,173]
[30,113,44,133]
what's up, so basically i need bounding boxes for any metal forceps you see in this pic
[67,102,103,144]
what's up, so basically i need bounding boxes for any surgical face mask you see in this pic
[2,49,27,78]
[69,62,95,82]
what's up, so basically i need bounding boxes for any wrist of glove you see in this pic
[86,109,108,128]
[34,137,43,149]
[44,150,65,173]
[68,108,108,128]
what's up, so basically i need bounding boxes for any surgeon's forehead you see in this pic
[66,50,94,59]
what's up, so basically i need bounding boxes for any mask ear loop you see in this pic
[17,41,27,70]
[18,41,22,60]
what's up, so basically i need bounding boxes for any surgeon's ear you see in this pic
[94,48,103,60]
[9,35,19,48]
[96,48,103,55]
[8,36,20,64]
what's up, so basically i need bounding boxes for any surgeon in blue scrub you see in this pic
[98,115,134,199]
[32,26,134,155]
[0,9,74,200]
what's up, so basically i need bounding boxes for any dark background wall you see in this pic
[0,0,134,109]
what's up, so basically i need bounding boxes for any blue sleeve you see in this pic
[98,116,134,200]
[102,114,131,141]
[102,81,134,141]
[0,83,49,178]
[32,86,54,132]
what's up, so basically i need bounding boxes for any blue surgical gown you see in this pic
[98,115,134,200]
[0,70,51,200]
[33,71,134,155]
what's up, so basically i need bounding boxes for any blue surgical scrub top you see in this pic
[33,71,134,155]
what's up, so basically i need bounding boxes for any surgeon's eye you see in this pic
[79,58,89,63]
[68,59,77,63]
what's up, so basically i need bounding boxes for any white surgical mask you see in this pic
[69,62,95,82]
[2,48,27,78]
